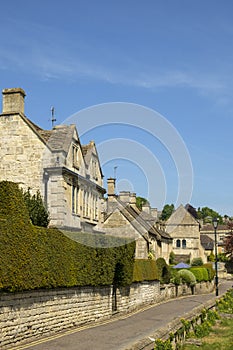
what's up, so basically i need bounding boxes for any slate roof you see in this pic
[200,224,229,232]
[200,234,214,250]
[105,198,172,243]
[21,114,76,153]
[45,125,76,153]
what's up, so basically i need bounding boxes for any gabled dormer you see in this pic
[82,141,104,187]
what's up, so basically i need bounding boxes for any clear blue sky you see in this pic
[1,0,233,215]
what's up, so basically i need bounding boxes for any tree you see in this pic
[23,188,50,227]
[160,204,174,221]
[197,206,223,224]
[136,196,149,210]
[225,233,233,260]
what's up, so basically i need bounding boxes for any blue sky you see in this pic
[1,0,233,215]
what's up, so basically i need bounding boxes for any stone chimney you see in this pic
[129,192,137,209]
[150,208,158,219]
[2,88,26,115]
[141,202,151,215]
[107,178,116,198]
[119,191,130,203]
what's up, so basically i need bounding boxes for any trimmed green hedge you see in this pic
[133,259,159,282]
[0,181,136,292]
[190,267,209,282]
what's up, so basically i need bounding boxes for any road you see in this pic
[12,280,232,350]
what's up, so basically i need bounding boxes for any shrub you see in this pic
[203,263,215,280]
[191,257,203,266]
[208,251,215,262]
[169,251,175,265]
[177,269,196,286]
[189,267,209,282]
[22,188,50,227]
[156,258,171,284]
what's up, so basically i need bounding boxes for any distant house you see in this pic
[97,178,172,261]
[200,234,214,256]
[0,88,105,231]
[165,204,207,263]
[200,224,230,255]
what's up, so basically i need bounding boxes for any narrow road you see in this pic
[12,280,232,350]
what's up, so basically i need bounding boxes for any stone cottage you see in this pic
[0,88,105,231]
[200,224,230,255]
[165,204,207,263]
[97,178,172,261]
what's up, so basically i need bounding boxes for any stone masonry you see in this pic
[0,281,214,349]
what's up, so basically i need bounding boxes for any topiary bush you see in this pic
[189,267,209,282]
[177,269,196,286]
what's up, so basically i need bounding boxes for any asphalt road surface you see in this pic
[12,280,233,350]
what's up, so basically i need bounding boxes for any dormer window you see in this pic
[72,145,79,169]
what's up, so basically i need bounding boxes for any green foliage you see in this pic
[23,188,49,227]
[203,263,215,281]
[133,259,159,282]
[217,253,229,262]
[207,251,215,262]
[154,339,172,350]
[189,267,209,282]
[22,188,50,227]
[191,257,203,266]
[136,196,148,210]
[169,251,175,265]
[160,204,174,221]
[177,269,196,286]
[0,181,136,292]
[156,258,171,284]
[216,289,233,314]
[197,207,223,224]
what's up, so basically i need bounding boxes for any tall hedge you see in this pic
[133,259,159,282]
[0,181,135,292]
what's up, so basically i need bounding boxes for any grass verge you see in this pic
[182,317,233,350]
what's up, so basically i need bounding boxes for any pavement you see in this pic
[11,279,233,350]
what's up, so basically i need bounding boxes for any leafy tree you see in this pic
[23,188,50,227]
[225,233,233,260]
[136,196,148,210]
[227,221,233,233]
[160,204,174,221]
[197,206,223,224]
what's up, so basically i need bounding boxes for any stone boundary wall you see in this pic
[0,281,214,349]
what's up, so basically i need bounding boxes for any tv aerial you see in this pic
[50,106,57,128]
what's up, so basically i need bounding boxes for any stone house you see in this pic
[165,204,207,263]
[200,224,230,255]
[0,88,105,231]
[97,178,172,261]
